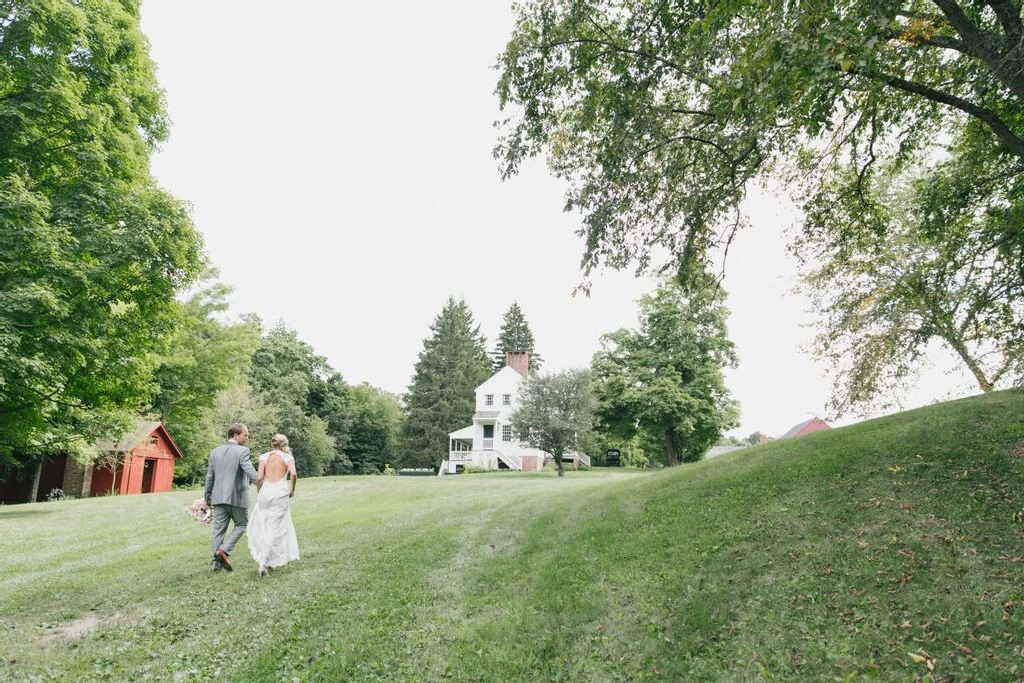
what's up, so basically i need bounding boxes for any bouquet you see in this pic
[186,498,212,523]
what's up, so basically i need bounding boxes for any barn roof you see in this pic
[781,417,830,439]
[97,420,184,458]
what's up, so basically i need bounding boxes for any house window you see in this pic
[502,425,512,441]
[502,394,511,406]
[485,394,494,406]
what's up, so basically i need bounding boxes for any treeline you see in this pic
[152,285,405,481]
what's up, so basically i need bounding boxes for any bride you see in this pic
[247,433,300,576]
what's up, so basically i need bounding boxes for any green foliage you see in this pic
[3,390,1023,681]
[0,0,205,461]
[495,0,1024,291]
[796,150,1024,417]
[150,283,261,477]
[175,384,280,484]
[491,301,543,372]
[592,275,739,465]
[248,323,348,477]
[745,431,767,446]
[345,383,404,475]
[401,297,492,469]
[512,368,596,477]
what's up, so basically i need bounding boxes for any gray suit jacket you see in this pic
[204,440,258,508]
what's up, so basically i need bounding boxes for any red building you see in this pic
[780,417,832,439]
[0,421,183,504]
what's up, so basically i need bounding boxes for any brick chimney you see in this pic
[505,351,529,377]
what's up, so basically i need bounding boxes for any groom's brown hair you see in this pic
[227,423,246,439]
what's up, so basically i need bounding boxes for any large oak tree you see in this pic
[495,0,1024,285]
[592,275,739,465]
[1,0,206,463]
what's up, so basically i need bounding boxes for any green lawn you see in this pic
[2,389,1024,681]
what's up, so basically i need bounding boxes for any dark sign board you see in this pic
[605,449,622,466]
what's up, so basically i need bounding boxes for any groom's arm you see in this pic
[238,447,258,484]
[204,453,215,505]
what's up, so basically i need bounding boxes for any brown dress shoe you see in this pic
[215,548,233,571]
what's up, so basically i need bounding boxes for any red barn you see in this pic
[0,422,183,504]
[781,417,832,439]
[82,421,183,497]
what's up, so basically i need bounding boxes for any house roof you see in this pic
[473,410,501,420]
[448,425,474,439]
[781,417,831,439]
[476,365,526,393]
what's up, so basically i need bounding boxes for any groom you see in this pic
[204,423,258,572]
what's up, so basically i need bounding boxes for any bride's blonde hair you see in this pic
[271,433,290,453]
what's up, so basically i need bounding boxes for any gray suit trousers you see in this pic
[211,504,249,563]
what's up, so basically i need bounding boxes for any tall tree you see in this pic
[512,368,596,477]
[248,323,347,477]
[345,384,404,474]
[0,0,205,462]
[150,285,261,475]
[795,158,1024,417]
[495,0,1024,288]
[491,302,544,372]
[183,384,281,484]
[401,297,492,469]
[592,276,740,465]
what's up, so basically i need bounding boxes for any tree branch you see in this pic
[846,65,1024,158]
[982,0,1024,40]
[931,0,1024,99]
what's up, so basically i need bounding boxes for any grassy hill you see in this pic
[2,389,1023,681]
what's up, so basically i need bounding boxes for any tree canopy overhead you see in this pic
[0,0,206,461]
[495,0,1024,282]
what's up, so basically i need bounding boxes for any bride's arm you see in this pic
[256,456,267,492]
[288,457,297,498]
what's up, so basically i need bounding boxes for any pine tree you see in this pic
[491,302,544,372]
[400,297,493,469]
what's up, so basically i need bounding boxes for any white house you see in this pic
[442,352,551,474]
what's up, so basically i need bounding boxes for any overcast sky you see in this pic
[138,1,976,438]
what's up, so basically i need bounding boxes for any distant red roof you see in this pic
[781,417,831,439]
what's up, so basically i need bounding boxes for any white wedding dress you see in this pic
[247,451,299,570]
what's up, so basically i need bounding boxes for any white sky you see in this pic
[139,1,977,438]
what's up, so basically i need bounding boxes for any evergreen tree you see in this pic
[491,302,543,372]
[401,297,492,469]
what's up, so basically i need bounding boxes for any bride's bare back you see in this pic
[257,450,297,497]
[263,451,289,483]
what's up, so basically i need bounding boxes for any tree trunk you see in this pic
[941,332,995,392]
[29,458,43,503]
[555,450,565,477]
[664,428,680,467]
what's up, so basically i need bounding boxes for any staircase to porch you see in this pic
[493,448,522,471]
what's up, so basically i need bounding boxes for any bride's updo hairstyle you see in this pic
[271,433,291,453]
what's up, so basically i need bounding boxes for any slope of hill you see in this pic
[1,389,1022,681]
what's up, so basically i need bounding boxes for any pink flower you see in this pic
[186,498,212,524]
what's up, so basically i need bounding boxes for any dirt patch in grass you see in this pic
[37,613,102,648]
[1009,440,1024,459]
